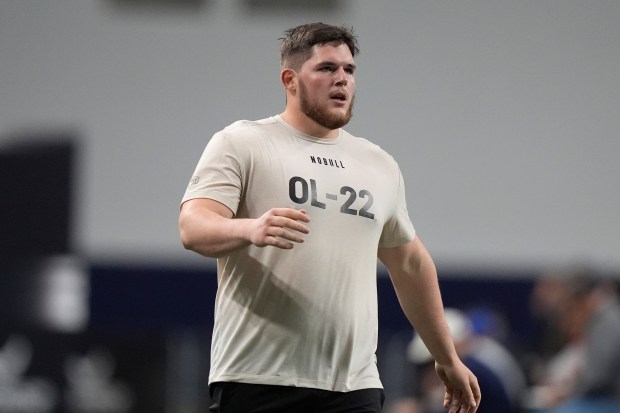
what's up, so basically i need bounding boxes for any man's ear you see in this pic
[281,68,297,93]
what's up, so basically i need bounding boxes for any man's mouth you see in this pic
[330,92,347,102]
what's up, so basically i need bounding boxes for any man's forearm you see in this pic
[381,238,459,366]
[397,259,459,365]
[179,202,251,258]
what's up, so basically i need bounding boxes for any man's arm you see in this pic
[378,237,481,413]
[179,198,311,258]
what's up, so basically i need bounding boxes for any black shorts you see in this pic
[209,382,385,413]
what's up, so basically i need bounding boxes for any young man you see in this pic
[179,22,480,413]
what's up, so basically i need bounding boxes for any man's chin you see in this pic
[302,105,353,130]
[320,117,350,130]
[322,109,353,129]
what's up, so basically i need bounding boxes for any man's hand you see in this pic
[248,208,310,249]
[435,361,481,413]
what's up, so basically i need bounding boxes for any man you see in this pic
[179,22,480,413]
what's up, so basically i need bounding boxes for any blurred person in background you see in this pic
[408,308,524,413]
[179,22,480,413]
[462,307,527,407]
[522,270,586,411]
[526,272,576,384]
[525,269,620,413]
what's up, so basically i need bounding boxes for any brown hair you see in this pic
[279,22,359,70]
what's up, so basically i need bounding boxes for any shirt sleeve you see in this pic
[378,167,416,248]
[181,130,245,215]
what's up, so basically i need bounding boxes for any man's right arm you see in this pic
[179,198,310,258]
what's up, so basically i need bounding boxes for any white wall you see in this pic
[2,0,619,272]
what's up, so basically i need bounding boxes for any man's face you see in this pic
[296,44,356,130]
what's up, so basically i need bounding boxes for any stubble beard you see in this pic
[298,80,354,131]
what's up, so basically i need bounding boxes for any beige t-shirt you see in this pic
[182,116,415,392]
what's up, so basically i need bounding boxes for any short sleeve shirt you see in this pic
[182,116,415,391]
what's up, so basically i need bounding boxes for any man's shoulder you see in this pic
[211,117,280,148]
[342,129,386,151]
[342,130,399,166]
[223,116,279,134]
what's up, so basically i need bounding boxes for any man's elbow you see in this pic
[179,225,196,251]
[179,223,223,258]
[178,210,200,252]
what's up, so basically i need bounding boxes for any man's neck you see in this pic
[280,110,339,139]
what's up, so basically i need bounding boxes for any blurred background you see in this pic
[1,1,619,412]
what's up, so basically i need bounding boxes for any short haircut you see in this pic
[279,22,359,70]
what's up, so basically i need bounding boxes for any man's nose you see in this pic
[335,67,348,86]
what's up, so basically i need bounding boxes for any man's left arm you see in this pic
[378,237,481,413]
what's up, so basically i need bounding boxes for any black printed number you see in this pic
[289,176,309,204]
[358,189,375,219]
[289,177,374,220]
[340,186,356,215]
